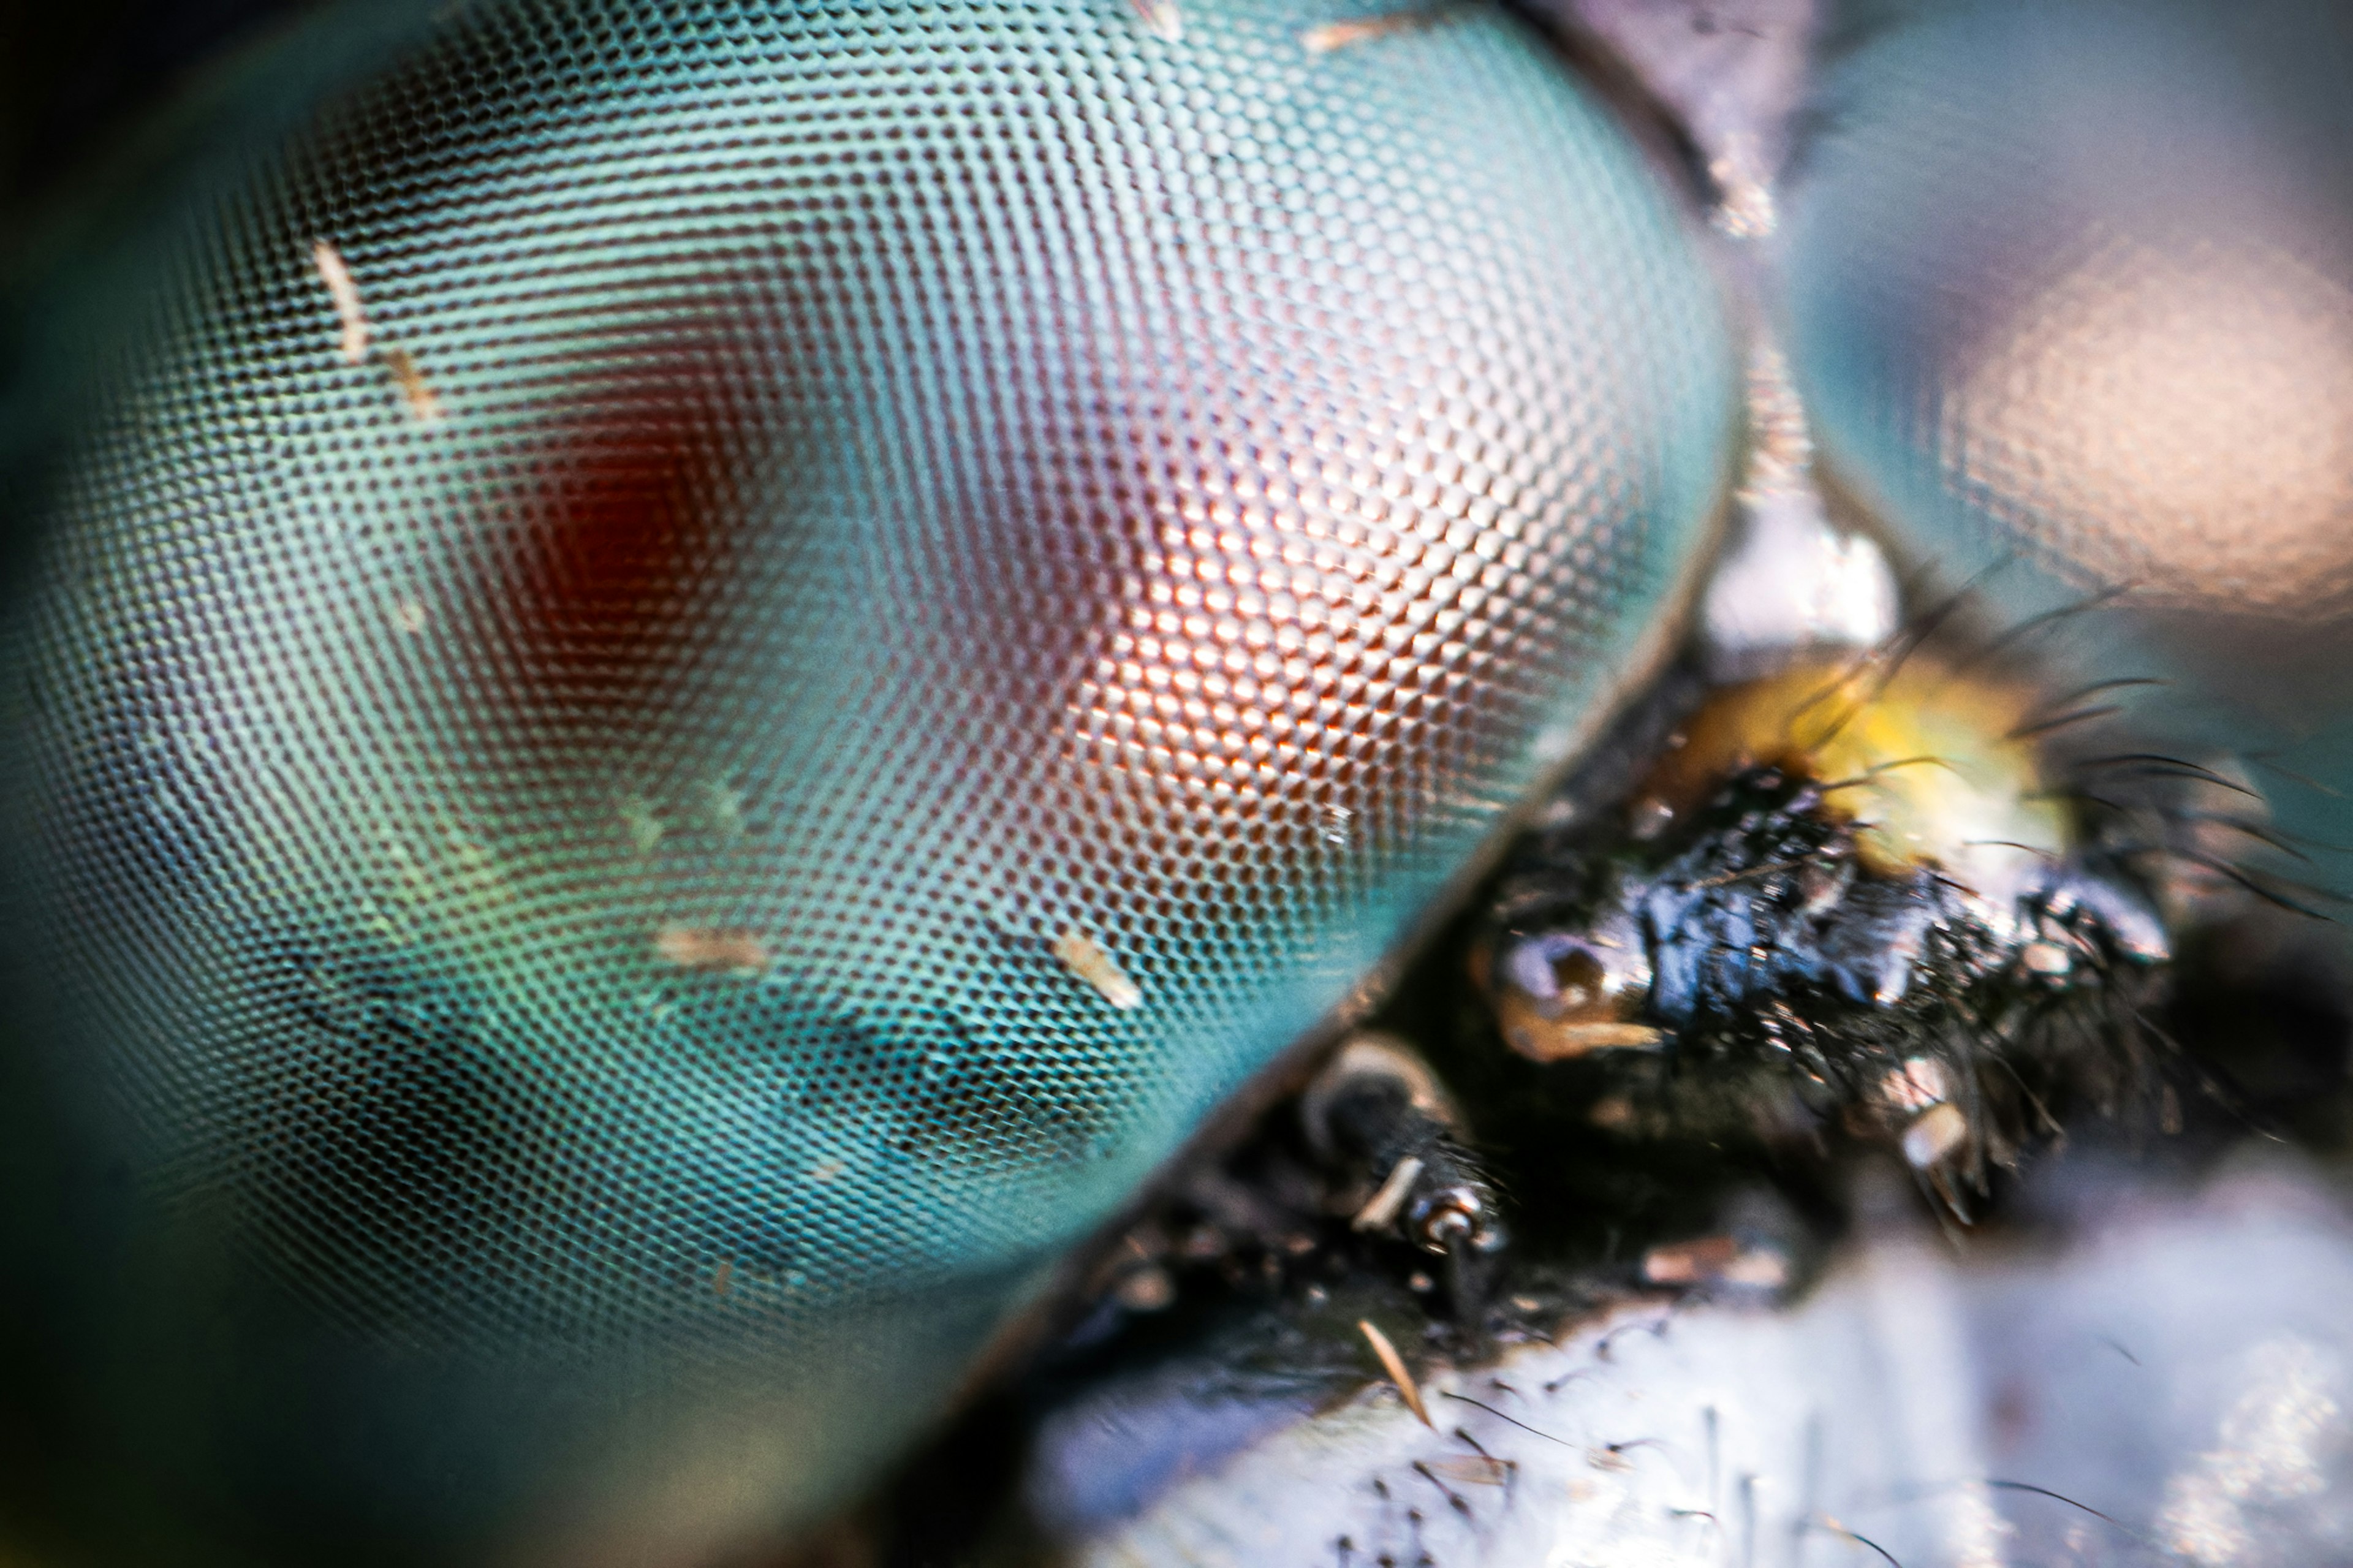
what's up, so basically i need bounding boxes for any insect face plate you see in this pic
[1487,656,2170,1188]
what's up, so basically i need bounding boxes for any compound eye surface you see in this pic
[0,2,1733,1560]
[1784,0,2353,888]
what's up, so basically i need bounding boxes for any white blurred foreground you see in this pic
[1038,1154,2353,1567]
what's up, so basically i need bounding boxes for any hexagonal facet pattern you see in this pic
[0,2,1732,1559]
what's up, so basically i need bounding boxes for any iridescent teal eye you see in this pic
[0,2,1735,1560]
[1784,0,2353,900]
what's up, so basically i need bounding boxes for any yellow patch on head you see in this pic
[1645,657,2068,900]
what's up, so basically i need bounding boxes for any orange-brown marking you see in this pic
[311,240,370,364]
[1358,1318,1431,1427]
[654,925,770,975]
[1302,11,1442,53]
[1054,930,1143,1009]
[1641,1234,1792,1291]
[379,346,444,425]
[1425,1455,1514,1487]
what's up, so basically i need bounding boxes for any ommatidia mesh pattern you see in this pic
[0,1,1732,1559]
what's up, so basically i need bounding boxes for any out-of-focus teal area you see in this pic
[1787,0,2353,902]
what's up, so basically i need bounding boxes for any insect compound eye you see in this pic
[0,1,1735,1560]
[1782,0,2353,890]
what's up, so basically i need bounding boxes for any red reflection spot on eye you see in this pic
[504,331,750,727]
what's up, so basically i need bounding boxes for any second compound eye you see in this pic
[0,1,1738,1558]
[1783,0,2353,894]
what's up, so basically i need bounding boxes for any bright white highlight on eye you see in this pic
[1127,0,1182,42]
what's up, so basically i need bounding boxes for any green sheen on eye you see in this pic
[0,2,1733,1562]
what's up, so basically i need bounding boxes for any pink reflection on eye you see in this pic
[1064,477,1496,865]
[1946,228,2353,616]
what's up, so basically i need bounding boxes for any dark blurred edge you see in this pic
[0,2,319,222]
